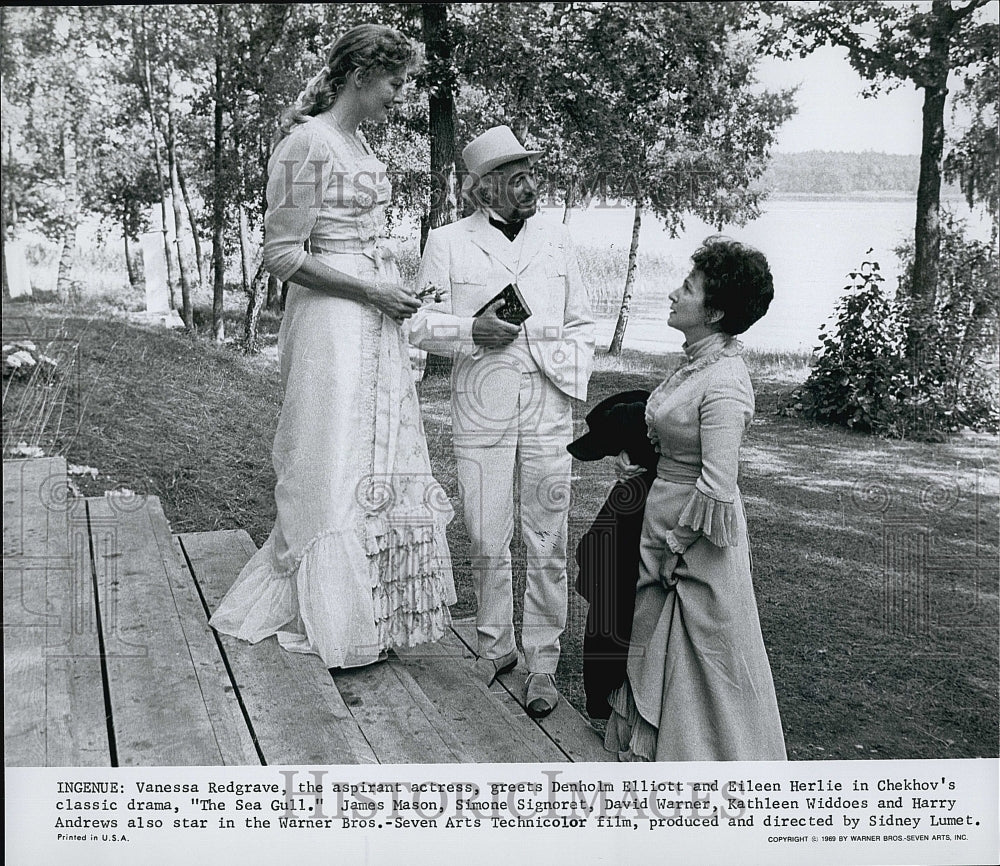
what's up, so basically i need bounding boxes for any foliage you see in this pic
[1,8,109,235]
[783,0,997,91]
[458,2,796,353]
[788,213,999,438]
[784,0,998,315]
[78,101,161,243]
[944,57,1000,224]
[3,2,996,364]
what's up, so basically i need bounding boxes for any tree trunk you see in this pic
[420,2,457,377]
[243,260,267,354]
[1,22,14,299]
[3,119,18,236]
[912,82,948,318]
[139,7,177,309]
[122,209,139,289]
[211,6,226,344]
[167,150,194,329]
[907,1,954,363]
[237,204,251,295]
[56,124,79,299]
[1,149,9,300]
[239,204,267,352]
[176,158,204,287]
[421,2,457,252]
[609,198,642,356]
[562,179,575,225]
[266,274,281,310]
[164,64,194,329]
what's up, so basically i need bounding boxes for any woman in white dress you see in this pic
[210,24,456,669]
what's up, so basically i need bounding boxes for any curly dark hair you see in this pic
[691,235,774,335]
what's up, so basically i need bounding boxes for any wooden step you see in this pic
[392,631,567,762]
[86,494,256,765]
[180,530,378,765]
[3,457,110,766]
[184,529,584,763]
[451,619,612,763]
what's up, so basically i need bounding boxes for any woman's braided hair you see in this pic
[275,24,416,144]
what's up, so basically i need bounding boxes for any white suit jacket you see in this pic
[410,211,595,446]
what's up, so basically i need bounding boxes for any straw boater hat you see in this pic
[461,125,543,194]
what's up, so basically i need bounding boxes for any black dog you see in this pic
[569,390,657,719]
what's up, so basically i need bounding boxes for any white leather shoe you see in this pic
[525,672,559,718]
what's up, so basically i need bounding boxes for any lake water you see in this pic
[552,197,992,354]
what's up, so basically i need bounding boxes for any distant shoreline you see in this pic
[765,191,968,203]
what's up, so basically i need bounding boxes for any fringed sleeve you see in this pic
[675,488,741,548]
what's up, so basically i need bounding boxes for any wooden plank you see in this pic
[147,514,258,765]
[331,658,464,764]
[3,458,110,766]
[181,530,377,766]
[451,619,612,763]
[3,457,65,562]
[4,458,61,765]
[45,495,112,766]
[381,658,473,760]
[87,495,230,765]
[393,631,567,763]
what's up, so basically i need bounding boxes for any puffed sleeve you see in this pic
[262,128,334,283]
[666,377,754,552]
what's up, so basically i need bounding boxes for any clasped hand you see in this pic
[472,300,521,348]
[613,450,646,482]
[368,282,420,324]
[659,552,680,588]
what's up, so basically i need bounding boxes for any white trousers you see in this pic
[454,371,573,675]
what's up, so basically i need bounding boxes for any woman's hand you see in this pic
[367,281,420,324]
[659,552,680,588]
[613,450,646,482]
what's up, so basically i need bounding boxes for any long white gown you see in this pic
[209,114,456,668]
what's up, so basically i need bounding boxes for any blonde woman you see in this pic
[211,25,455,669]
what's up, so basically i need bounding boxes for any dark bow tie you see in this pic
[489,216,525,241]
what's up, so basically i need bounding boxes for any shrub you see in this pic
[787,214,999,438]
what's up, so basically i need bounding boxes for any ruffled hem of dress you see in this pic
[375,600,451,649]
[209,518,455,669]
[369,518,456,650]
[603,679,658,762]
[677,486,739,547]
[209,532,382,668]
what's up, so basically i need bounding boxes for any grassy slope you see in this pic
[3,304,997,760]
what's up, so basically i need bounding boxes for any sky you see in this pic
[756,46,926,154]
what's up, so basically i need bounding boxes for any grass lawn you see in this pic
[3,300,998,761]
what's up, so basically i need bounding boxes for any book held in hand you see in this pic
[474,283,532,325]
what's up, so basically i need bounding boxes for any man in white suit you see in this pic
[409,126,595,717]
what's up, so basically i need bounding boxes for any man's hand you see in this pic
[367,281,420,324]
[472,299,521,348]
